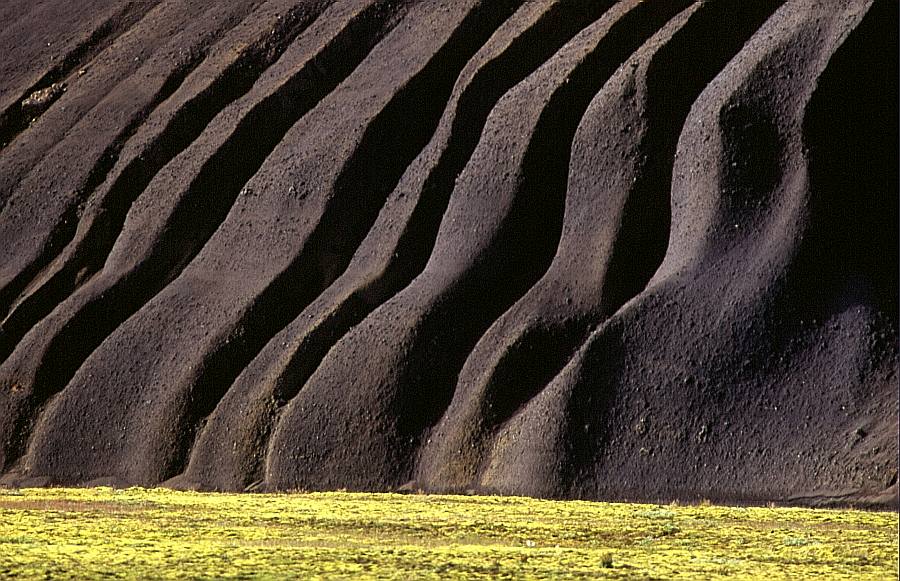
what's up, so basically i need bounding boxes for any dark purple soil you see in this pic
[0,0,895,508]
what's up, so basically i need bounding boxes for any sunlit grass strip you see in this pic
[0,487,896,579]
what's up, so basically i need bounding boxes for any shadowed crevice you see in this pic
[166,0,526,481]
[0,0,163,154]
[0,48,209,355]
[0,0,410,474]
[0,0,332,362]
[403,0,702,468]
[193,0,625,490]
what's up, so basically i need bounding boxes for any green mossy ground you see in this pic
[0,487,896,579]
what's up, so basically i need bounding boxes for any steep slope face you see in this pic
[417,0,782,492]
[0,0,895,506]
[462,0,898,505]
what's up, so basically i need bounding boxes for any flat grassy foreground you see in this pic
[0,488,896,579]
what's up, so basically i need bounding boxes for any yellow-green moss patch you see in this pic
[0,487,896,579]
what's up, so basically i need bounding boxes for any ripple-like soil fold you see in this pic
[0,0,895,507]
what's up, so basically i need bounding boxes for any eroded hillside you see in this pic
[0,0,896,506]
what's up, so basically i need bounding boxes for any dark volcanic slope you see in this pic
[0,0,896,507]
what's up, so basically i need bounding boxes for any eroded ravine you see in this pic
[12,0,523,485]
[0,0,164,155]
[0,0,411,475]
[264,0,698,492]
[473,0,897,503]
[0,0,264,324]
[0,0,894,507]
[177,0,620,492]
[0,0,333,363]
[416,0,783,493]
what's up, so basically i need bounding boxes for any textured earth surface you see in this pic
[0,0,896,507]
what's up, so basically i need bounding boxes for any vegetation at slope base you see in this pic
[0,487,896,579]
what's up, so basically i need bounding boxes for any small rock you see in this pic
[21,82,66,116]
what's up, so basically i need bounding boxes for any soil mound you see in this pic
[0,0,895,507]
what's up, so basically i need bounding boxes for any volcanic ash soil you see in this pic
[0,0,895,507]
